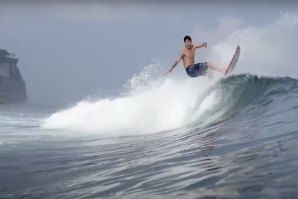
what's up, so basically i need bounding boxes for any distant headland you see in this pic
[0,49,27,104]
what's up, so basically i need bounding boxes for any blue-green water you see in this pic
[1,74,298,199]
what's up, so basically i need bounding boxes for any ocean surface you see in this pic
[1,74,298,199]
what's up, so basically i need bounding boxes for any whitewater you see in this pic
[1,13,298,199]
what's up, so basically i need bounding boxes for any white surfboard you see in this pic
[225,46,240,76]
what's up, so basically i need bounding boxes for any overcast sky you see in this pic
[1,1,298,106]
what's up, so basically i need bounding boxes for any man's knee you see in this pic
[206,62,212,68]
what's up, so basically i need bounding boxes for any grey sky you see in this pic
[1,1,297,105]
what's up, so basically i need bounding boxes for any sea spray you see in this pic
[42,64,214,136]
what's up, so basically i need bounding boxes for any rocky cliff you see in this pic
[0,49,27,103]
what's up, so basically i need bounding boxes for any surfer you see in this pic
[164,35,227,77]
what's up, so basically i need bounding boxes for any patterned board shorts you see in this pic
[186,62,208,77]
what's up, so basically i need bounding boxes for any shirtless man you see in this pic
[164,35,226,77]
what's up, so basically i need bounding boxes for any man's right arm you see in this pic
[164,51,184,76]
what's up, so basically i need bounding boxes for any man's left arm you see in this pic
[195,42,207,49]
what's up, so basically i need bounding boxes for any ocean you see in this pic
[1,73,298,199]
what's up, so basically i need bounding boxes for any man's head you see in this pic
[184,35,192,49]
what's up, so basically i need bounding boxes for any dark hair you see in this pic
[184,35,192,42]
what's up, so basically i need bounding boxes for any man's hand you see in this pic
[163,70,171,76]
[203,42,208,48]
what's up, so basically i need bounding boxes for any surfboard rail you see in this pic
[225,46,240,76]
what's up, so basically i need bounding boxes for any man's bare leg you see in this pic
[207,62,226,74]
[207,70,214,80]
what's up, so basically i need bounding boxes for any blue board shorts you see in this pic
[186,62,208,77]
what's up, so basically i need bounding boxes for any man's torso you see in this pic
[182,45,196,69]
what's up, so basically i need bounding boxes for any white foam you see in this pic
[42,64,219,136]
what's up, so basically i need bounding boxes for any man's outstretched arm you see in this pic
[195,42,207,49]
[164,51,184,76]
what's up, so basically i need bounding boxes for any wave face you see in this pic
[190,74,298,129]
